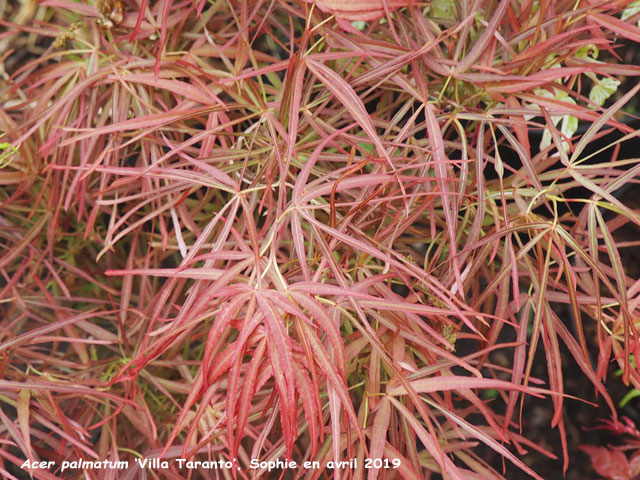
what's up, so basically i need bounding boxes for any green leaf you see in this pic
[589,77,621,107]
[619,388,640,408]
[351,20,367,30]
[575,43,599,61]
[482,389,499,400]
[560,112,578,140]
[622,0,640,27]
[0,142,19,168]
[431,0,455,18]
[537,88,577,152]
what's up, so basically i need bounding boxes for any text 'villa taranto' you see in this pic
[20,458,243,472]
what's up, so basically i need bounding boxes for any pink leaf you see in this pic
[589,13,640,43]
[306,0,411,22]
[580,446,631,480]
[368,397,391,480]
[630,454,640,477]
[305,58,388,161]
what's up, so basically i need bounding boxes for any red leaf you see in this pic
[232,338,267,456]
[589,13,640,43]
[256,294,298,456]
[292,361,322,458]
[580,446,631,480]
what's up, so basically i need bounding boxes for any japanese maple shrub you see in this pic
[1,0,640,479]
